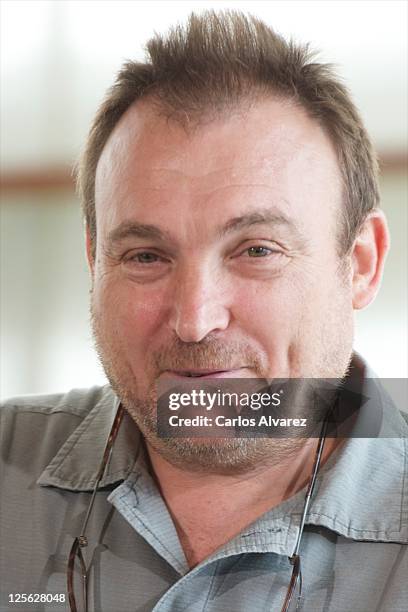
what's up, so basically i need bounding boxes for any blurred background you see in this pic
[1,0,407,399]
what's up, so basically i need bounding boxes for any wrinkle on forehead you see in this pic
[96,95,340,181]
[94,96,343,247]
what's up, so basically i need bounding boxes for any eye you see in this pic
[232,242,288,270]
[132,251,161,264]
[246,246,274,258]
[121,249,170,280]
[124,250,167,265]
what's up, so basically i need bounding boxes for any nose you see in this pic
[167,261,231,343]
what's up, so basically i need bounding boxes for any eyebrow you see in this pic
[107,222,172,246]
[217,208,301,239]
[106,207,304,248]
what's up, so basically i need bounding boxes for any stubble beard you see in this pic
[90,281,353,475]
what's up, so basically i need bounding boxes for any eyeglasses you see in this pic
[67,402,125,612]
[67,403,329,612]
[281,414,329,611]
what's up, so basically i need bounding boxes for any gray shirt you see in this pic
[1,358,407,612]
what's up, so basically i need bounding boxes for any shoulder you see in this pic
[1,385,113,418]
[0,385,116,465]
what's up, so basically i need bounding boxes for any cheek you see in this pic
[234,263,341,349]
[95,278,168,349]
[233,277,306,346]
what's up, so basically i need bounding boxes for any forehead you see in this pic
[94,97,342,240]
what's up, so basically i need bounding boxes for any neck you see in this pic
[145,437,342,568]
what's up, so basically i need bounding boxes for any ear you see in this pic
[85,225,95,276]
[351,210,390,310]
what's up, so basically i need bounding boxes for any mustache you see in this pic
[152,335,264,373]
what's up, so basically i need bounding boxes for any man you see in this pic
[1,11,406,612]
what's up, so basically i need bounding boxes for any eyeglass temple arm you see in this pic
[67,403,125,612]
[67,538,88,612]
[291,413,329,559]
[79,403,126,542]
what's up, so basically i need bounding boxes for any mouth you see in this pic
[163,368,245,379]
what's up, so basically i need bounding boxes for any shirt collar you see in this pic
[37,386,140,491]
[37,357,408,544]
[303,434,408,543]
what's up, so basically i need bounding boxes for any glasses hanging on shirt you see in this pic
[66,401,331,612]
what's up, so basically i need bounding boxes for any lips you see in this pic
[177,369,227,377]
[163,368,244,379]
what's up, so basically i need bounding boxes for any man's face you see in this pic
[91,97,354,470]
